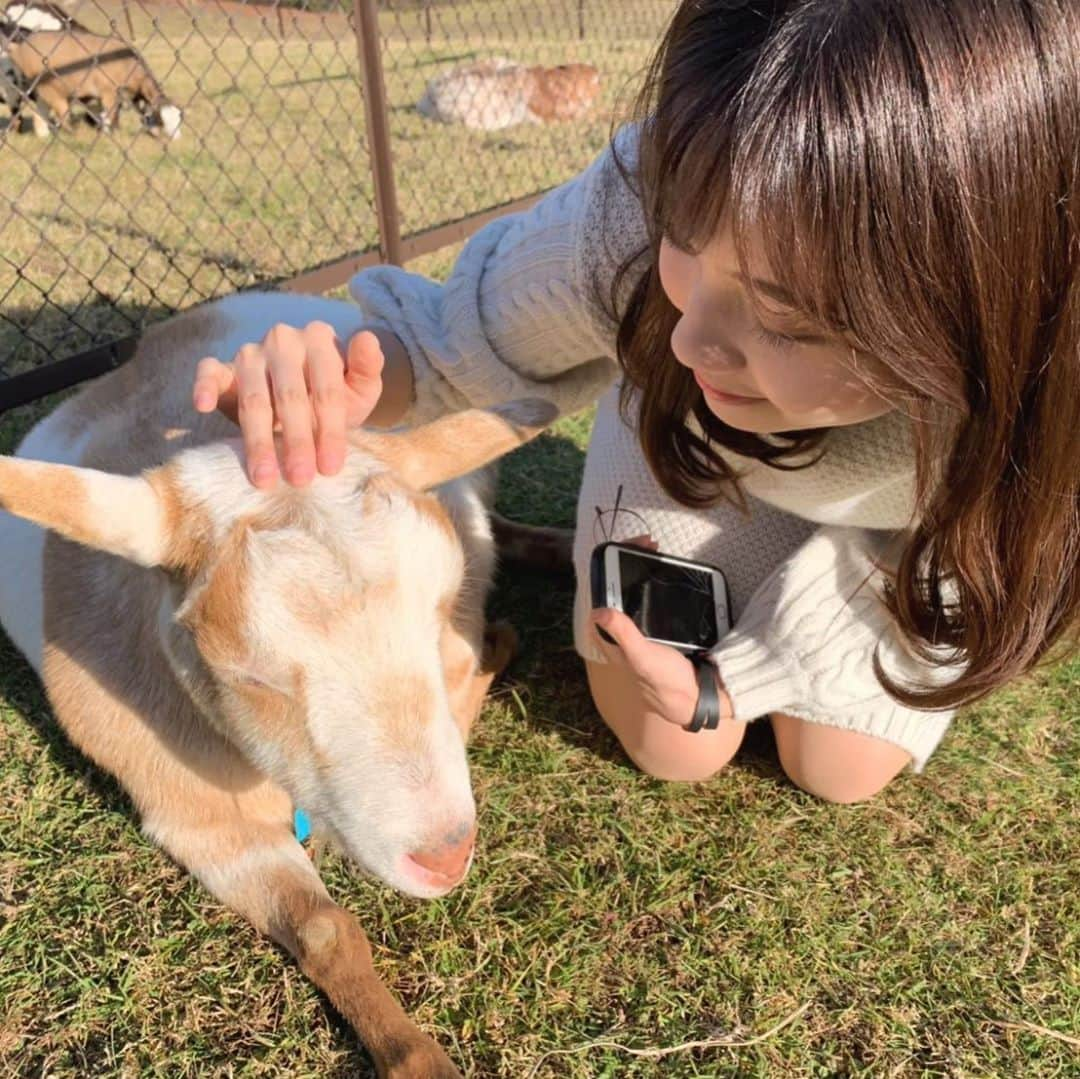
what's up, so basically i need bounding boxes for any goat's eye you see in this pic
[230,670,287,696]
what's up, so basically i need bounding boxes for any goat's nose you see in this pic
[406,823,476,882]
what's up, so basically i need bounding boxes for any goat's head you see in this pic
[134,92,181,140]
[0,401,554,897]
[126,76,182,140]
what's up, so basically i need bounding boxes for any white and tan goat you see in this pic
[418,58,601,131]
[0,292,552,1078]
[6,27,181,137]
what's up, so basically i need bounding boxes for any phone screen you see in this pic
[617,550,718,649]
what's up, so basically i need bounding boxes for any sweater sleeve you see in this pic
[348,127,648,425]
[710,526,959,768]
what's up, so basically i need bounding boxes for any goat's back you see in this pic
[9,27,125,67]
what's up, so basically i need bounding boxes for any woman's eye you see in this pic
[754,327,799,352]
[661,233,699,255]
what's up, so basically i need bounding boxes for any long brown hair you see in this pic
[614,0,1080,709]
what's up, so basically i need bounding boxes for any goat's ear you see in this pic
[356,400,558,491]
[0,456,172,567]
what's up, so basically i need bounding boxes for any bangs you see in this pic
[644,102,733,255]
[732,10,934,354]
[718,1,1035,413]
[637,0,765,255]
[644,0,1040,412]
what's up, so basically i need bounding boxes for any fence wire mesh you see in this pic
[1,0,676,406]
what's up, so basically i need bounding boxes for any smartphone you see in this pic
[590,541,732,654]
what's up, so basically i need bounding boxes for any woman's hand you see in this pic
[191,321,386,489]
[591,607,732,729]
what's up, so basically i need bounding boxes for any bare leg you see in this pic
[770,713,910,803]
[586,658,746,781]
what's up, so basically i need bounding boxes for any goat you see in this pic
[6,27,181,138]
[418,57,601,131]
[0,43,21,113]
[0,0,90,118]
[0,292,553,1077]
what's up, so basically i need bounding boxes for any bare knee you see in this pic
[772,713,910,803]
[624,728,744,782]
[586,660,745,783]
[786,765,897,804]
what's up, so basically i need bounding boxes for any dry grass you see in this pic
[1,395,1078,1077]
[1,3,1079,1077]
[1,0,670,376]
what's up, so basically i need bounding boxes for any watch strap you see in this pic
[684,651,722,733]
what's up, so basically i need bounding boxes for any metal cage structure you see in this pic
[0,0,675,412]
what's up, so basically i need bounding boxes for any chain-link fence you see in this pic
[0,0,675,411]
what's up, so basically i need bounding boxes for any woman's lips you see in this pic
[693,371,765,405]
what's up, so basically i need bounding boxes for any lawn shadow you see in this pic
[0,297,181,418]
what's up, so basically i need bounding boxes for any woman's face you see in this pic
[658,226,894,432]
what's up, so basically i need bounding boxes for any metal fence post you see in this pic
[354,0,403,266]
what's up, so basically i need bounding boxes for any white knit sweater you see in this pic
[350,127,956,764]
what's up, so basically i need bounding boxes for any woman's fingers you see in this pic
[621,533,660,552]
[193,356,236,416]
[264,324,317,487]
[593,608,654,669]
[344,330,386,424]
[234,343,279,489]
[305,323,348,477]
[592,608,702,727]
[191,322,386,488]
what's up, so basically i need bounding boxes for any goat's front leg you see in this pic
[279,877,461,1079]
[98,88,119,132]
[149,806,462,1078]
[26,94,55,138]
[31,85,69,136]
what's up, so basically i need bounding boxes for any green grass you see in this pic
[2,2,1079,1076]
[0,391,1077,1077]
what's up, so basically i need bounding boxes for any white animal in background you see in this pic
[418,57,601,131]
[3,0,89,34]
[0,292,552,1078]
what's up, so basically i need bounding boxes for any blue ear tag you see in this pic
[293,808,312,844]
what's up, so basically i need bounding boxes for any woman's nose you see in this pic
[670,312,746,373]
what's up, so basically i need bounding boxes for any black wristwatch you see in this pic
[684,651,723,732]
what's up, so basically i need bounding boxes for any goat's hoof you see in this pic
[379,1034,462,1078]
[481,620,518,676]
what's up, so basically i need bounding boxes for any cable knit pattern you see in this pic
[348,124,954,770]
[348,141,624,425]
[710,528,955,771]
